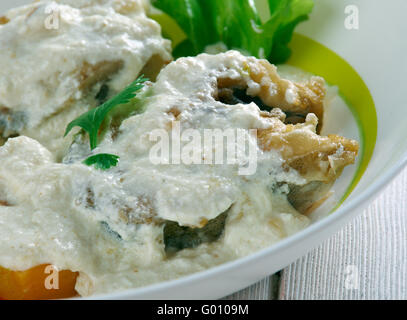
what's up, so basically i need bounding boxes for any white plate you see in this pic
[1,0,406,299]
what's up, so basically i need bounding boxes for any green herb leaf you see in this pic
[267,0,315,63]
[64,76,148,150]
[151,0,215,55]
[152,0,314,62]
[83,153,120,170]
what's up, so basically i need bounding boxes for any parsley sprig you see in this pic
[83,154,120,170]
[65,76,148,170]
[65,76,148,150]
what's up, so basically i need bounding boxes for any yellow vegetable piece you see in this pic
[0,264,78,300]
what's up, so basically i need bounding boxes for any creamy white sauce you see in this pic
[0,51,320,296]
[0,0,172,158]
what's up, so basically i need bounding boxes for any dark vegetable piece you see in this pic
[287,181,333,214]
[164,209,230,255]
[0,108,27,138]
[218,88,269,110]
[95,84,109,105]
[218,88,306,125]
[100,221,123,241]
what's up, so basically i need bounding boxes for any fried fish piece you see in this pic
[258,114,359,183]
[216,58,326,131]
[258,113,358,214]
[144,51,356,215]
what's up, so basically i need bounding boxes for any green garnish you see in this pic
[64,76,148,150]
[83,153,120,171]
[152,0,314,63]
